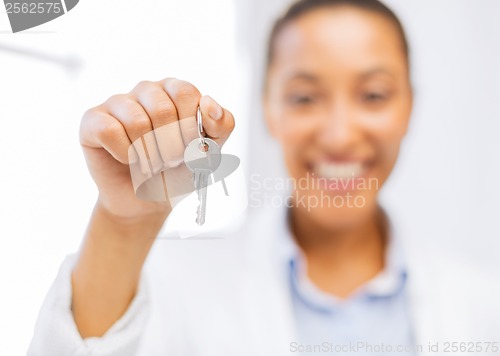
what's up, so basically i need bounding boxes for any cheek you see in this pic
[277,121,318,177]
[361,108,409,173]
[277,113,319,152]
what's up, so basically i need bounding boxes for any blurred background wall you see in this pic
[0,0,499,354]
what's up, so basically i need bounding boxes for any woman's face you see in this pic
[265,6,412,230]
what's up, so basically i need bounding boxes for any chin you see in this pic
[291,186,380,231]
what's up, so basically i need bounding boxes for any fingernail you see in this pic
[208,97,223,120]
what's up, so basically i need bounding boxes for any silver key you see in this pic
[184,138,221,225]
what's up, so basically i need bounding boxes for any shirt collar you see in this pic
[272,205,408,311]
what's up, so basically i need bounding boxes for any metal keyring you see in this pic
[197,106,207,147]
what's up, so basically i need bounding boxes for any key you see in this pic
[184,137,221,225]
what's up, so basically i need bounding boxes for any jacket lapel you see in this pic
[240,208,299,355]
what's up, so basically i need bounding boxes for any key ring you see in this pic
[197,106,207,148]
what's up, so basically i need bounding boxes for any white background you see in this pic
[0,1,499,354]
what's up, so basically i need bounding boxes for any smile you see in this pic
[314,161,367,180]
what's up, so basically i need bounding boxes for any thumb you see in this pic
[199,95,235,147]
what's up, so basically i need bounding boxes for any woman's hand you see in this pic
[80,78,235,220]
[73,78,235,338]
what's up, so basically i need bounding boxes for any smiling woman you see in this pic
[26,0,500,355]
[264,0,412,239]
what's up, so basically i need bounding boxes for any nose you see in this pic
[317,103,362,154]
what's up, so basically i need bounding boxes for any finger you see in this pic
[132,82,186,168]
[178,115,198,147]
[199,95,235,146]
[105,94,163,174]
[162,78,201,147]
[131,81,179,128]
[153,123,186,168]
[80,109,133,165]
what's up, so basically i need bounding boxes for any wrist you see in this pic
[73,200,166,303]
[95,198,170,234]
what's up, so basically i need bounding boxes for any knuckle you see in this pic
[82,107,100,121]
[130,116,151,134]
[169,80,201,101]
[133,80,154,92]
[119,100,151,134]
[131,113,153,134]
[121,100,144,118]
[81,106,106,132]
[154,100,176,120]
[107,93,129,105]
[99,120,123,142]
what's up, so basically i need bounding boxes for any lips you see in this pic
[315,161,366,180]
[307,159,375,193]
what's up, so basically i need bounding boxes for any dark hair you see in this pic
[266,0,409,68]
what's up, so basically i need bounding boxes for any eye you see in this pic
[286,94,316,106]
[362,92,386,102]
[360,90,393,105]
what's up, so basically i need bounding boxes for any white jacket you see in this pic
[28,206,500,356]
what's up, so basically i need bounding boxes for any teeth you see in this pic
[315,162,364,179]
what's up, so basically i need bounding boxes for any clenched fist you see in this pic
[80,78,235,220]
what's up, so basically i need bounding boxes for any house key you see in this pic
[183,108,221,225]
